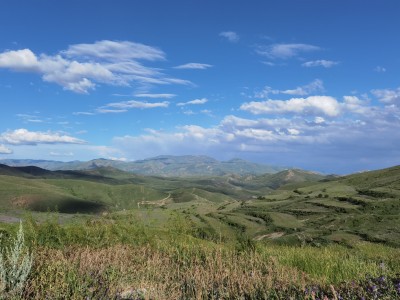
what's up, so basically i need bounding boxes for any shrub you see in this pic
[0,221,33,298]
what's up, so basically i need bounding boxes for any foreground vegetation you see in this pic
[0,213,399,299]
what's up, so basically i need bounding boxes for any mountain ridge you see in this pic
[0,155,287,177]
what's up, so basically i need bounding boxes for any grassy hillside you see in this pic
[0,164,399,248]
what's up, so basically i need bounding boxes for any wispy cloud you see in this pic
[219,31,240,43]
[255,79,324,98]
[135,93,176,99]
[302,60,339,68]
[177,98,208,106]
[63,40,165,61]
[0,144,13,154]
[105,100,170,109]
[0,40,190,94]
[74,99,170,115]
[279,79,324,96]
[73,112,95,116]
[374,66,386,73]
[0,129,85,145]
[256,43,320,59]
[371,87,400,103]
[174,63,213,70]
[95,108,128,114]
[16,113,45,123]
[49,151,74,157]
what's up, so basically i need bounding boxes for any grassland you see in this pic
[0,164,399,298]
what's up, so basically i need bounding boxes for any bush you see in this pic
[0,221,33,298]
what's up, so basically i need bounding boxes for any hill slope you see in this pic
[0,163,399,247]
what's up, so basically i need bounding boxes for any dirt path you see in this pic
[138,193,171,208]
[0,214,21,223]
[254,232,285,241]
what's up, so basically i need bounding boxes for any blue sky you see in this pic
[0,0,399,174]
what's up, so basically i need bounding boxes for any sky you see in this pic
[0,0,399,174]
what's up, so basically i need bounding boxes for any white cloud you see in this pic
[105,100,169,109]
[135,93,176,99]
[74,99,170,115]
[49,151,74,157]
[374,66,386,73]
[256,43,320,59]
[0,129,85,145]
[371,87,400,104]
[95,108,128,114]
[280,79,324,96]
[174,63,213,70]
[16,113,45,123]
[111,103,400,173]
[63,40,165,61]
[73,112,95,116]
[254,79,324,98]
[183,110,195,115]
[240,96,341,117]
[262,61,276,67]
[302,60,339,68]
[177,98,208,106]
[0,144,13,154]
[219,31,239,42]
[0,49,39,71]
[0,40,190,93]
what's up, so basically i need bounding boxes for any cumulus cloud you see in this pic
[256,43,320,59]
[0,129,85,145]
[241,96,341,117]
[302,60,339,68]
[371,87,400,104]
[0,49,39,71]
[174,63,213,70]
[219,31,239,42]
[0,40,190,93]
[177,98,208,106]
[112,101,400,173]
[0,144,13,154]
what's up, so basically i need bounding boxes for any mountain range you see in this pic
[0,155,287,177]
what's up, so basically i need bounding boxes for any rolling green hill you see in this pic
[0,163,399,248]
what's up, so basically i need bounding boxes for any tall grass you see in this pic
[0,214,399,299]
